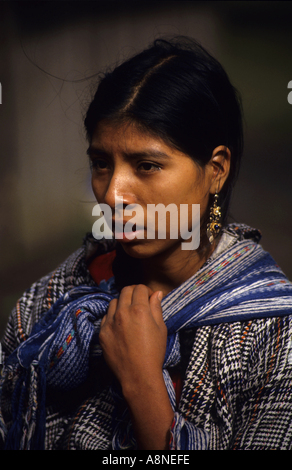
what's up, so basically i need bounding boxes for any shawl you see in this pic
[1,225,292,450]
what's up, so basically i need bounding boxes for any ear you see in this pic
[208,145,231,194]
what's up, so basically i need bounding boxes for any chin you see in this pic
[118,238,182,260]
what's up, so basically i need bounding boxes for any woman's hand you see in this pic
[99,284,174,450]
[99,284,166,391]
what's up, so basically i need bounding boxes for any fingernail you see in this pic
[158,291,163,301]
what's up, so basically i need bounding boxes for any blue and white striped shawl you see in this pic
[1,227,292,450]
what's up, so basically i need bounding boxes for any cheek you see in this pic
[91,178,99,200]
[91,176,107,201]
[177,184,210,226]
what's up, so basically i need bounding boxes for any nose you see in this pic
[103,166,136,211]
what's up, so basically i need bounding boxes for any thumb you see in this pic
[149,290,164,324]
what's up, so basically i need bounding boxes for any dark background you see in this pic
[1,1,292,337]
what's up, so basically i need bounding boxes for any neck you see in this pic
[140,241,215,297]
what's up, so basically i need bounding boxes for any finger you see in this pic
[100,298,118,331]
[100,314,107,328]
[105,298,118,320]
[116,285,135,309]
[149,290,165,324]
[131,284,153,306]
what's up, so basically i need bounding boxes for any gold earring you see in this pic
[207,193,222,243]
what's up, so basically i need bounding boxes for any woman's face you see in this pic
[88,120,216,260]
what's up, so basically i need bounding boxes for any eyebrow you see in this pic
[86,147,171,161]
[86,147,105,157]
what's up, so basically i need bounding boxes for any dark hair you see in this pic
[84,36,243,224]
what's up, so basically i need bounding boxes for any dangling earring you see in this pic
[207,193,222,244]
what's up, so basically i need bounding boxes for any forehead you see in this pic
[89,120,204,191]
[89,120,196,168]
[91,120,166,152]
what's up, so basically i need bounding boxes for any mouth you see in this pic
[113,222,145,242]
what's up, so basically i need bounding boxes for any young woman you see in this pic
[1,37,292,450]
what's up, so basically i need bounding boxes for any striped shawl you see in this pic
[1,224,292,450]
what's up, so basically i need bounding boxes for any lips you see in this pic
[112,220,145,241]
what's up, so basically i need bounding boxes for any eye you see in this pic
[90,158,110,171]
[138,162,161,172]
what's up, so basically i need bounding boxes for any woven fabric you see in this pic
[1,224,292,450]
